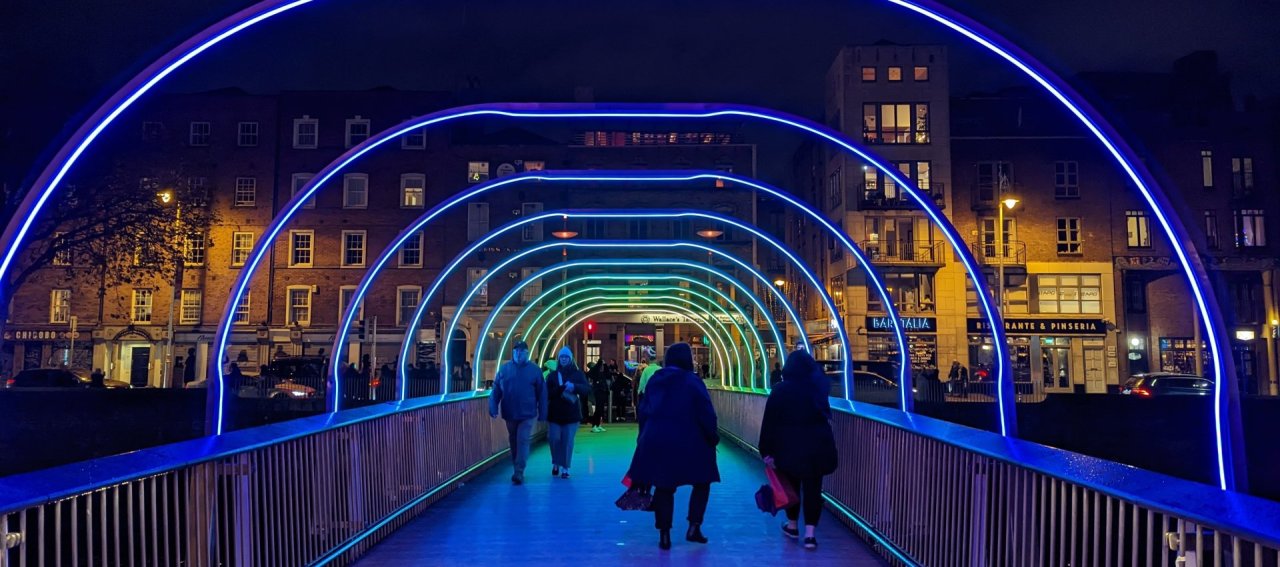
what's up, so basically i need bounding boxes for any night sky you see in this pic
[3,0,1279,185]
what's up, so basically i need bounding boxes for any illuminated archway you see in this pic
[5,0,1243,488]
[483,272,781,390]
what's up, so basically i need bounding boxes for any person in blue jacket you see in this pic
[626,342,720,550]
[489,340,547,485]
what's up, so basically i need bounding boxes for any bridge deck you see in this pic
[355,423,885,566]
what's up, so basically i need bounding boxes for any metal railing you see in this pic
[970,240,1028,266]
[711,390,1280,567]
[0,395,516,567]
[861,240,947,265]
[858,182,946,210]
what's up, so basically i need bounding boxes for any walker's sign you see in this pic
[967,318,1106,335]
[865,316,936,333]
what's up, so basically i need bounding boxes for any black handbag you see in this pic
[615,486,653,511]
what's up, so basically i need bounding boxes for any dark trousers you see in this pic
[778,471,824,526]
[590,401,606,426]
[652,484,710,530]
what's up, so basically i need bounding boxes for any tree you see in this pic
[0,160,219,343]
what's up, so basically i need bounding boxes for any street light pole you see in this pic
[158,190,181,389]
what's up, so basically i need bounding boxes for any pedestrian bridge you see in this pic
[2,390,1278,566]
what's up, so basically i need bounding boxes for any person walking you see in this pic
[488,341,547,485]
[183,347,198,384]
[758,350,838,551]
[769,362,783,387]
[546,347,589,478]
[589,360,611,432]
[626,343,719,550]
[637,357,660,399]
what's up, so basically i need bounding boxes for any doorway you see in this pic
[129,346,151,387]
[1084,343,1106,393]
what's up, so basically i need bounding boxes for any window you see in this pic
[49,289,70,324]
[1054,161,1079,198]
[862,161,932,203]
[188,176,210,202]
[467,202,490,241]
[1125,210,1151,248]
[1204,211,1220,249]
[913,66,929,81]
[1235,209,1267,248]
[1056,218,1082,254]
[341,231,366,267]
[180,290,202,324]
[293,116,318,149]
[1124,276,1147,314]
[978,216,1017,259]
[1201,150,1213,189]
[339,285,364,321]
[400,231,423,267]
[467,268,488,307]
[291,173,315,209]
[522,161,546,172]
[234,177,257,207]
[343,173,368,209]
[401,127,426,149]
[1036,274,1102,314]
[887,66,903,81]
[975,161,1012,204]
[345,116,370,148]
[233,292,251,325]
[830,221,844,263]
[51,232,71,266]
[237,122,259,147]
[828,274,845,314]
[521,202,545,241]
[287,287,311,326]
[862,103,930,144]
[1232,157,1254,196]
[860,66,876,81]
[827,168,842,209]
[132,289,154,323]
[467,161,490,184]
[231,232,254,267]
[400,174,425,208]
[1229,280,1262,324]
[188,122,210,146]
[397,286,422,326]
[142,121,164,141]
[520,267,542,304]
[868,272,936,313]
[289,230,314,267]
[183,233,206,265]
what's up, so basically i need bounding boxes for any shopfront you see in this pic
[866,316,937,377]
[968,317,1116,394]
[1,329,92,376]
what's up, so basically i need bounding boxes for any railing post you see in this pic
[969,457,990,567]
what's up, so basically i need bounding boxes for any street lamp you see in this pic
[996,195,1019,314]
[158,189,182,389]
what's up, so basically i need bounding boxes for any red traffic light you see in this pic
[586,321,595,332]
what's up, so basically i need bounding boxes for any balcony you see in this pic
[861,239,946,266]
[857,182,946,210]
[970,240,1028,285]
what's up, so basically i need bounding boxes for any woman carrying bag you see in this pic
[758,349,838,551]
[547,347,589,479]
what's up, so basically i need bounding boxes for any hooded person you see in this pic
[758,349,839,550]
[626,342,720,550]
[546,346,590,478]
[489,340,548,485]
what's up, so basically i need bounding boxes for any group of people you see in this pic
[488,340,839,552]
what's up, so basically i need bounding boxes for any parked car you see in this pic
[818,360,901,406]
[1121,373,1212,397]
[4,368,129,389]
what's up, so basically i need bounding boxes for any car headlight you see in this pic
[289,389,307,398]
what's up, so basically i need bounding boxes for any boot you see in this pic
[658,529,671,550]
[686,523,708,544]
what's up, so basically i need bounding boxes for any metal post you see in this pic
[68,315,77,367]
[997,200,1005,315]
[163,200,182,389]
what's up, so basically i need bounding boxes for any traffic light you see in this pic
[585,321,594,334]
[356,319,366,340]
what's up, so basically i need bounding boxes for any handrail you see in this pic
[860,239,946,264]
[970,239,1028,265]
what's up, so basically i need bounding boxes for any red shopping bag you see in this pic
[622,474,632,488]
[765,467,798,510]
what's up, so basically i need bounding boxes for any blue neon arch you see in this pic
[4,0,1241,488]
[438,240,804,403]
[482,272,782,391]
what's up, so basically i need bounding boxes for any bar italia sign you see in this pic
[866,316,936,333]
[967,318,1106,335]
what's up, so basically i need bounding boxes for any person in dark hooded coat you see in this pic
[546,346,589,478]
[758,349,839,551]
[626,342,719,550]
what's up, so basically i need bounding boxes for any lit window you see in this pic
[51,232,71,266]
[293,116,318,149]
[231,232,254,267]
[234,177,257,207]
[887,66,903,81]
[1054,161,1079,199]
[1056,218,1081,254]
[345,116,370,148]
[523,161,546,172]
[180,290,202,325]
[400,231,423,267]
[183,233,206,265]
[289,231,313,267]
[468,161,490,184]
[1235,209,1267,248]
[401,173,426,208]
[1125,210,1151,248]
[1201,150,1213,189]
[913,66,929,81]
[188,122,210,146]
[291,173,315,209]
[467,267,489,307]
[233,292,251,325]
[342,231,366,267]
[288,287,311,326]
[237,122,259,147]
[401,127,426,149]
[397,286,422,326]
[132,289,154,323]
[862,103,929,144]
[49,289,70,324]
[1036,274,1102,314]
[343,173,368,209]
[861,67,876,82]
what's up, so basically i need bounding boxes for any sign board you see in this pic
[865,316,936,333]
[967,318,1107,335]
[3,330,75,341]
